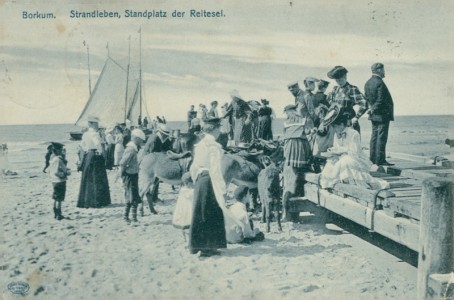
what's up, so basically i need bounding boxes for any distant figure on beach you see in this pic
[364,63,395,166]
[143,116,149,129]
[118,129,148,223]
[48,142,71,220]
[326,66,368,134]
[208,100,219,118]
[281,104,312,222]
[187,105,197,129]
[137,115,142,127]
[320,107,389,190]
[1,143,7,153]
[220,102,231,137]
[189,118,227,257]
[189,112,201,135]
[77,116,111,208]
[224,90,253,146]
[104,127,115,170]
[257,99,273,140]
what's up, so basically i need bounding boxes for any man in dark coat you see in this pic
[364,63,394,166]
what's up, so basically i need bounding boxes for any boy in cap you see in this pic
[326,66,368,133]
[48,142,71,220]
[118,128,149,223]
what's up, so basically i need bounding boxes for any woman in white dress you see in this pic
[320,107,389,190]
[113,126,124,167]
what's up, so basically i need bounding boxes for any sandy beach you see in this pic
[0,141,418,299]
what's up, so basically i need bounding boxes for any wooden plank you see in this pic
[332,183,395,201]
[305,172,320,185]
[304,183,420,251]
[384,197,421,221]
[390,190,423,198]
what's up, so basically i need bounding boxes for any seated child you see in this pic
[229,186,264,242]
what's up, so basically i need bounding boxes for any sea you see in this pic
[0,115,453,160]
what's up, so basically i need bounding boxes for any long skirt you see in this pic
[320,154,390,190]
[257,116,273,140]
[114,143,124,166]
[77,151,111,208]
[283,138,312,168]
[189,171,227,254]
[105,143,115,170]
[233,117,253,145]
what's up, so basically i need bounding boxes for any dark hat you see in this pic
[371,62,384,71]
[304,77,320,83]
[234,185,249,200]
[327,66,348,79]
[318,79,330,88]
[287,81,299,88]
[284,104,297,112]
[261,99,269,105]
[51,142,64,150]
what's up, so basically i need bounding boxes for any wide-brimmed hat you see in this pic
[204,117,221,126]
[50,142,64,150]
[287,81,299,89]
[304,77,320,83]
[131,128,146,141]
[157,124,171,136]
[371,62,384,71]
[229,89,243,99]
[87,115,100,123]
[322,105,342,126]
[327,66,348,79]
[261,99,269,105]
[284,104,297,112]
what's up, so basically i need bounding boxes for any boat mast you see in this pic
[139,27,143,119]
[86,42,92,96]
[124,35,131,123]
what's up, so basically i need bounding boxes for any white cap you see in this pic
[131,129,146,141]
[157,124,170,135]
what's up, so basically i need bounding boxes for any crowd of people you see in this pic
[45,62,394,258]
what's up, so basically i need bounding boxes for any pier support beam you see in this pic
[417,177,454,300]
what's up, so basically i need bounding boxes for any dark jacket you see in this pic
[143,133,173,154]
[364,75,394,122]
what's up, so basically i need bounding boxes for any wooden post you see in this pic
[417,177,454,300]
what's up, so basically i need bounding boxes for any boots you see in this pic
[149,203,158,215]
[124,203,131,223]
[132,205,138,222]
[56,208,64,220]
[53,207,58,219]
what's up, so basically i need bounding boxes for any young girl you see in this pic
[320,107,389,190]
[172,172,194,230]
[48,142,71,220]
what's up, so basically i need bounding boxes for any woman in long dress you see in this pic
[320,108,389,190]
[77,116,111,208]
[113,126,124,167]
[257,99,273,140]
[189,118,228,257]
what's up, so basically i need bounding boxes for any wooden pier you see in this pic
[289,158,454,299]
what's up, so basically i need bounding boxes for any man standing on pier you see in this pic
[364,63,394,166]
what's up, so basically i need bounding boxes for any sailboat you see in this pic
[70,31,150,140]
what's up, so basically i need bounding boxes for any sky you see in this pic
[0,0,453,125]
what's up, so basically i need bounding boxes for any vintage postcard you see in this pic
[1,0,453,299]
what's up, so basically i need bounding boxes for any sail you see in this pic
[75,57,135,128]
[126,80,141,125]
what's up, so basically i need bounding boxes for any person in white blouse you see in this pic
[189,117,228,257]
[77,116,112,208]
[320,107,389,190]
